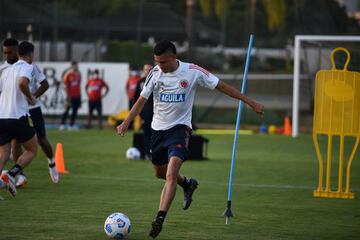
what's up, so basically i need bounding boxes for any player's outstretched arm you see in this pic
[216,80,264,116]
[117,96,147,137]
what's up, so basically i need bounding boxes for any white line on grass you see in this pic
[75,175,360,192]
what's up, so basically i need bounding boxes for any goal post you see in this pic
[292,35,360,137]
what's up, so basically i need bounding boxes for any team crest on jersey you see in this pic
[179,80,189,89]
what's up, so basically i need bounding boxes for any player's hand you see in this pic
[252,102,264,117]
[117,121,129,137]
[28,96,37,105]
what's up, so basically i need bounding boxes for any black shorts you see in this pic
[29,107,46,139]
[0,116,35,145]
[88,100,102,114]
[150,124,192,166]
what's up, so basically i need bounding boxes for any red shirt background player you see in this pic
[64,69,81,98]
[85,69,109,129]
[60,61,82,130]
[86,72,109,101]
[126,70,141,109]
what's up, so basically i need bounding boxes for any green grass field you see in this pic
[0,129,359,240]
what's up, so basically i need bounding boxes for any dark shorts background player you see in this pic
[0,41,38,197]
[85,69,109,129]
[117,40,264,238]
[1,39,59,187]
[134,64,153,159]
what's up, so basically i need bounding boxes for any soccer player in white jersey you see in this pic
[117,40,264,238]
[0,38,20,196]
[0,39,59,188]
[0,41,38,197]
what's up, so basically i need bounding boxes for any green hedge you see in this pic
[104,40,153,69]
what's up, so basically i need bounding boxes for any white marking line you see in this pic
[75,175,360,192]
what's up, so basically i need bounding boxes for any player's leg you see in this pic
[30,107,59,183]
[70,97,81,128]
[11,139,27,188]
[2,116,37,196]
[168,125,198,210]
[150,157,183,238]
[0,144,11,175]
[60,103,71,130]
[0,119,16,195]
[142,112,152,160]
[153,164,188,184]
[87,101,93,128]
[97,101,103,129]
[0,120,18,196]
[12,135,37,171]
[159,156,183,211]
[0,143,13,194]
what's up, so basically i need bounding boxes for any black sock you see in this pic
[8,164,22,178]
[156,211,167,223]
[178,176,191,188]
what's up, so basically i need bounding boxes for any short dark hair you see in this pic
[154,39,176,55]
[94,69,99,74]
[2,38,19,47]
[18,41,34,56]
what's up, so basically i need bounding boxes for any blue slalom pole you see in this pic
[223,34,254,224]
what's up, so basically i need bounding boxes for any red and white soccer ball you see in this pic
[104,212,131,239]
[125,147,141,160]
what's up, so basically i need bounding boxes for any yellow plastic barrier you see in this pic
[107,110,141,131]
[313,47,360,199]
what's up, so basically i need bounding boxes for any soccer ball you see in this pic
[126,147,141,160]
[104,212,131,239]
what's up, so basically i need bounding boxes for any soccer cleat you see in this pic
[183,179,199,210]
[59,124,66,131]
[1,173,17,197]
[15,174,27,188]
[68,125,79,131]
[49,165,59,183]
[149,219,163,239]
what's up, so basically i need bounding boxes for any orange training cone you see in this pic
[284,116,292,136]
[55,143,68,174]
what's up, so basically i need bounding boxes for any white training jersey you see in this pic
[28,63,46,109]
[0,60,35,119]
[0,61,11,93]
[140,60,219,130]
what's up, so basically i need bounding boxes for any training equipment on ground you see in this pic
[125,147,141,160]
[55,143,68,174]
[283,116,292,136]
[292,35,360,137]
[223,34,254,224]
[312,47,359,199]
[104,212,131,239]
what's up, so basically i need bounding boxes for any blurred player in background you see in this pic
[60,61,81,131]
[0,41,38,197]
[1,39,59,189]
[134,63,153,160]
[85,69,109,129]
[117,40,264,238]
[126,68,141,110]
